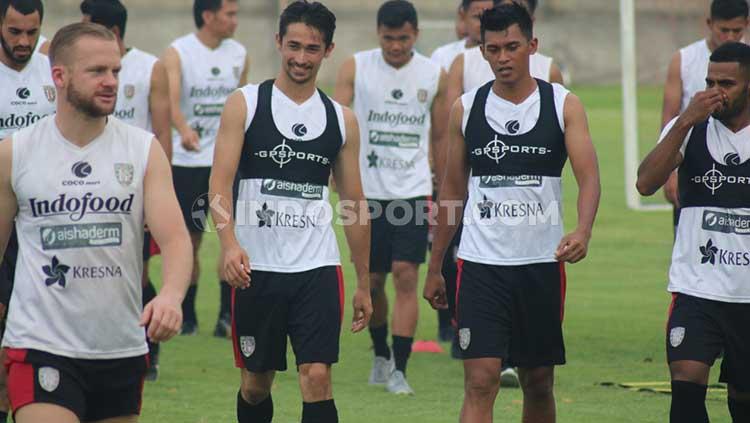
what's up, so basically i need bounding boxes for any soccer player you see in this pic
[80,0,173,382]
[637,41,750,423]
[163,0,249,336]
[425,4,600,422]
[0,1,54,419]
[333,0,448,395]
[661,0,748,231]
[210,2,372,422]
[0,22,191,423]
[431,0,494,73]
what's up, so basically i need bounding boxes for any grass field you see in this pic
[141,86,732,422]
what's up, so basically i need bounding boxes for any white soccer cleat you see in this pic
[386,370,415,395]
[368,356,394,385]
[500,367,520,388]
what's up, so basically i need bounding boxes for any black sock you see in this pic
[670,381,708,423]
[438,309,452,329]
[220,281,232,318]
[729,397,750,423]
[392,336,413,375]
[301,399,338,423]
[369,324,390,359]
[237,391,273,423]
[182,285,197,324]
[0,410,7,422]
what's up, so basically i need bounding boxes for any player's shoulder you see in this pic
[412,51,441,69]
[353,47,380,62]
[222,38,247,55]
[679,38,707,56]
[237,82,261,100]
[532,51,553,64]
[170,33,194,48]
[109,116,153,139]
[29,52,50,68]
[550,82,571,98]
[124,48,159,67]
[460,85,482,108]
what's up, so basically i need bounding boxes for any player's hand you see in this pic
[423,269,448,310]
[663,171,680,207]
[680,88,727,126]
[180,128,201,152]
[222,243,251,289]
[140,293,182,342]
[555,229,591,263]
[351,286,372,333]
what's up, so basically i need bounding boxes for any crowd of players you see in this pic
[0,0,747,422]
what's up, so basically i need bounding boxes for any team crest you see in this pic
[38,367,60,392]
[124,84,135,99]
[43,85,56,103]
[669,327,685,348]
[417,89,428,103]
[240,336,256,357]
[233,66,242,80]
[459,328,471,351]
[114,163,134,187]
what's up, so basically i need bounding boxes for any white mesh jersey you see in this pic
[679,39,711,113]
[3,116,152,359]
[431,38,469,72]
[462,46,553,92]
[0,53,56,139]
[458,82,569,265]
[113,48,158,131]
[34,35,47,54]
[170,33,246,167]
[353,49,441,200]
[234,83,346,273]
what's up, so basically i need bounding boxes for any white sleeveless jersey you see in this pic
[353,49,441,200]
[113,48,158,131]
[679,39,711,113]
[431,39,469,72]
[4,116,152,359]
[234,83,346,272]
[0,53,55,139]
[458,83,569,265]
[463,46,553,92]
[171,33,246,167]
[34,35,47,54]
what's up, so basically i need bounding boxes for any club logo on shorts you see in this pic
[114,163,134,187]
[417,89,428,103]
[43,85,56,103]
[38,367,60,392]
[124,84,135,99]
[459,328,471,351]
[240,336,256,357]
[670,327,686,348]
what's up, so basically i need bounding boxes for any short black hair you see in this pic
[493,0,537,15]
[711,0,749,21]
[0,0,44,22]
[194,0,234,29]
[710,41,750,78]
[461,0,492,10]
[279,1,336,48]
[80,0,127,39]
[480,2,533,42]
[377,0,418,30]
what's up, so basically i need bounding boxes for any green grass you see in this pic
[142,86,731,422]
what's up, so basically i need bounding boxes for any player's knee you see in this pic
[299,364,331,392]
[669,361,709,384]
[240,384,271,405]
[520,375,554,402]
[465,369,500,399]
[392,263,418,287]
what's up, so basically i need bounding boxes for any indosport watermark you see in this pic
[190,194,561,232]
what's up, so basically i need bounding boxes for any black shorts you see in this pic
[143,231,152,261]
[666,293,750,392]
[232,266,344,372]
[368,197,430,273]
[172,165,211,233]
[5,348,148,421]
[455,260,567,368]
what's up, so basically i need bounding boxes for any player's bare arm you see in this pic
[332,107,373,333]
[239,54,250,87]
[444,53,465,119]
[430,69,450,191]
[149,60,173,161]
[209,91,251,289]
[637,88,726,196]
[0,139,17,295]
[332,56,355,107]
[141,137,193,342]
[162,46,199,151]
[661,52,684,206]
[424,99,469,311]
[555,93,600,264]
[549,62,564,84]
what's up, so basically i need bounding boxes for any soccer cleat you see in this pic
[386,370,415,395]
[368,356,394,385]
[213,315,232,339]
[180,320,198,336]
[500,367,520,388]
